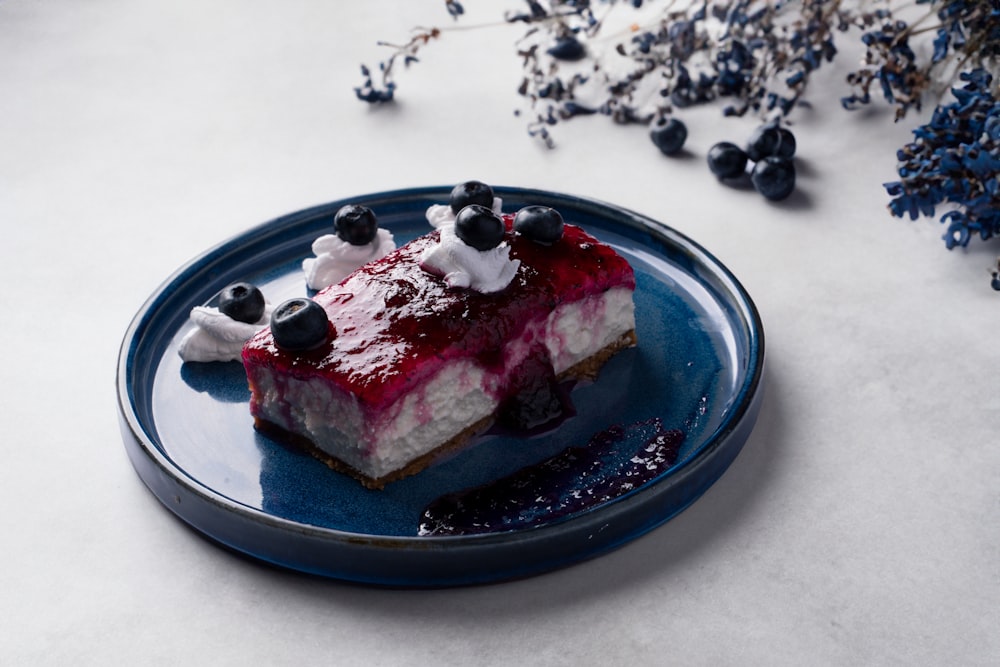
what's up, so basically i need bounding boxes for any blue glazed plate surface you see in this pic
[117,186,765,586]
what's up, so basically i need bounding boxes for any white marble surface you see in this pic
[2,1,997,664]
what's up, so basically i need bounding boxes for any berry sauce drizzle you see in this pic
[495,341,571,431]
[418,419,685,536]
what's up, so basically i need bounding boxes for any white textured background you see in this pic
[2,1,997,665]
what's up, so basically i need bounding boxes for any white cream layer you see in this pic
[248,286,635,480]
[418,223,520,293]
[178,305,272,363]
[302,228,395,291]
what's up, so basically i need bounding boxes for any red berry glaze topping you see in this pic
[243,216,635,416]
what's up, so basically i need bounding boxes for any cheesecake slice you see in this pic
[242,207,636,489]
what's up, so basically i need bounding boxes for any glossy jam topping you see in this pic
[418,419,685,536]
[243,217,635,414]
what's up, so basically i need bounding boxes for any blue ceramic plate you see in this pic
[117,186,764,586]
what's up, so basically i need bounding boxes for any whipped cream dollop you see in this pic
[302,229,395,291]
[178,304,273,363]
[426,197,503,229]
[419,222,520,293]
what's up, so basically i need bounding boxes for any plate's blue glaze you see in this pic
[117,186,765,586]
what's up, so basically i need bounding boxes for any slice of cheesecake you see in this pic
[242,208,636,489]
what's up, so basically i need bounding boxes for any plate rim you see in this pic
[116,185,765,583]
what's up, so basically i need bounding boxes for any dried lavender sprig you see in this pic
[884,68,1000,248]
[354,27,442,104]
[354,1,997,149]
[508,0,854,146]
[355,1,901,143]
[841,0,1000,119]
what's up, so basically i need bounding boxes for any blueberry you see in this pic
[707,142,748,179]
[746,124,796,161]
[992,273,1000,291]
[547,36,586,61]
[514,205,564,244]
[455,204,505,251]
[773,127,797,159]
[218,282,265,324]
[650,117,687,156]
[334,205,378,246]
[270,298,330,351]
[449,181,494,213]
[751,156,796,201]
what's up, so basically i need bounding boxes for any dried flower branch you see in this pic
[884,68,1000,248]
[353,0,1000,282]
[355,1,921,134]
[354,26,443,103]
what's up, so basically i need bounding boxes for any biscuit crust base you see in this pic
[253,329,637,490]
